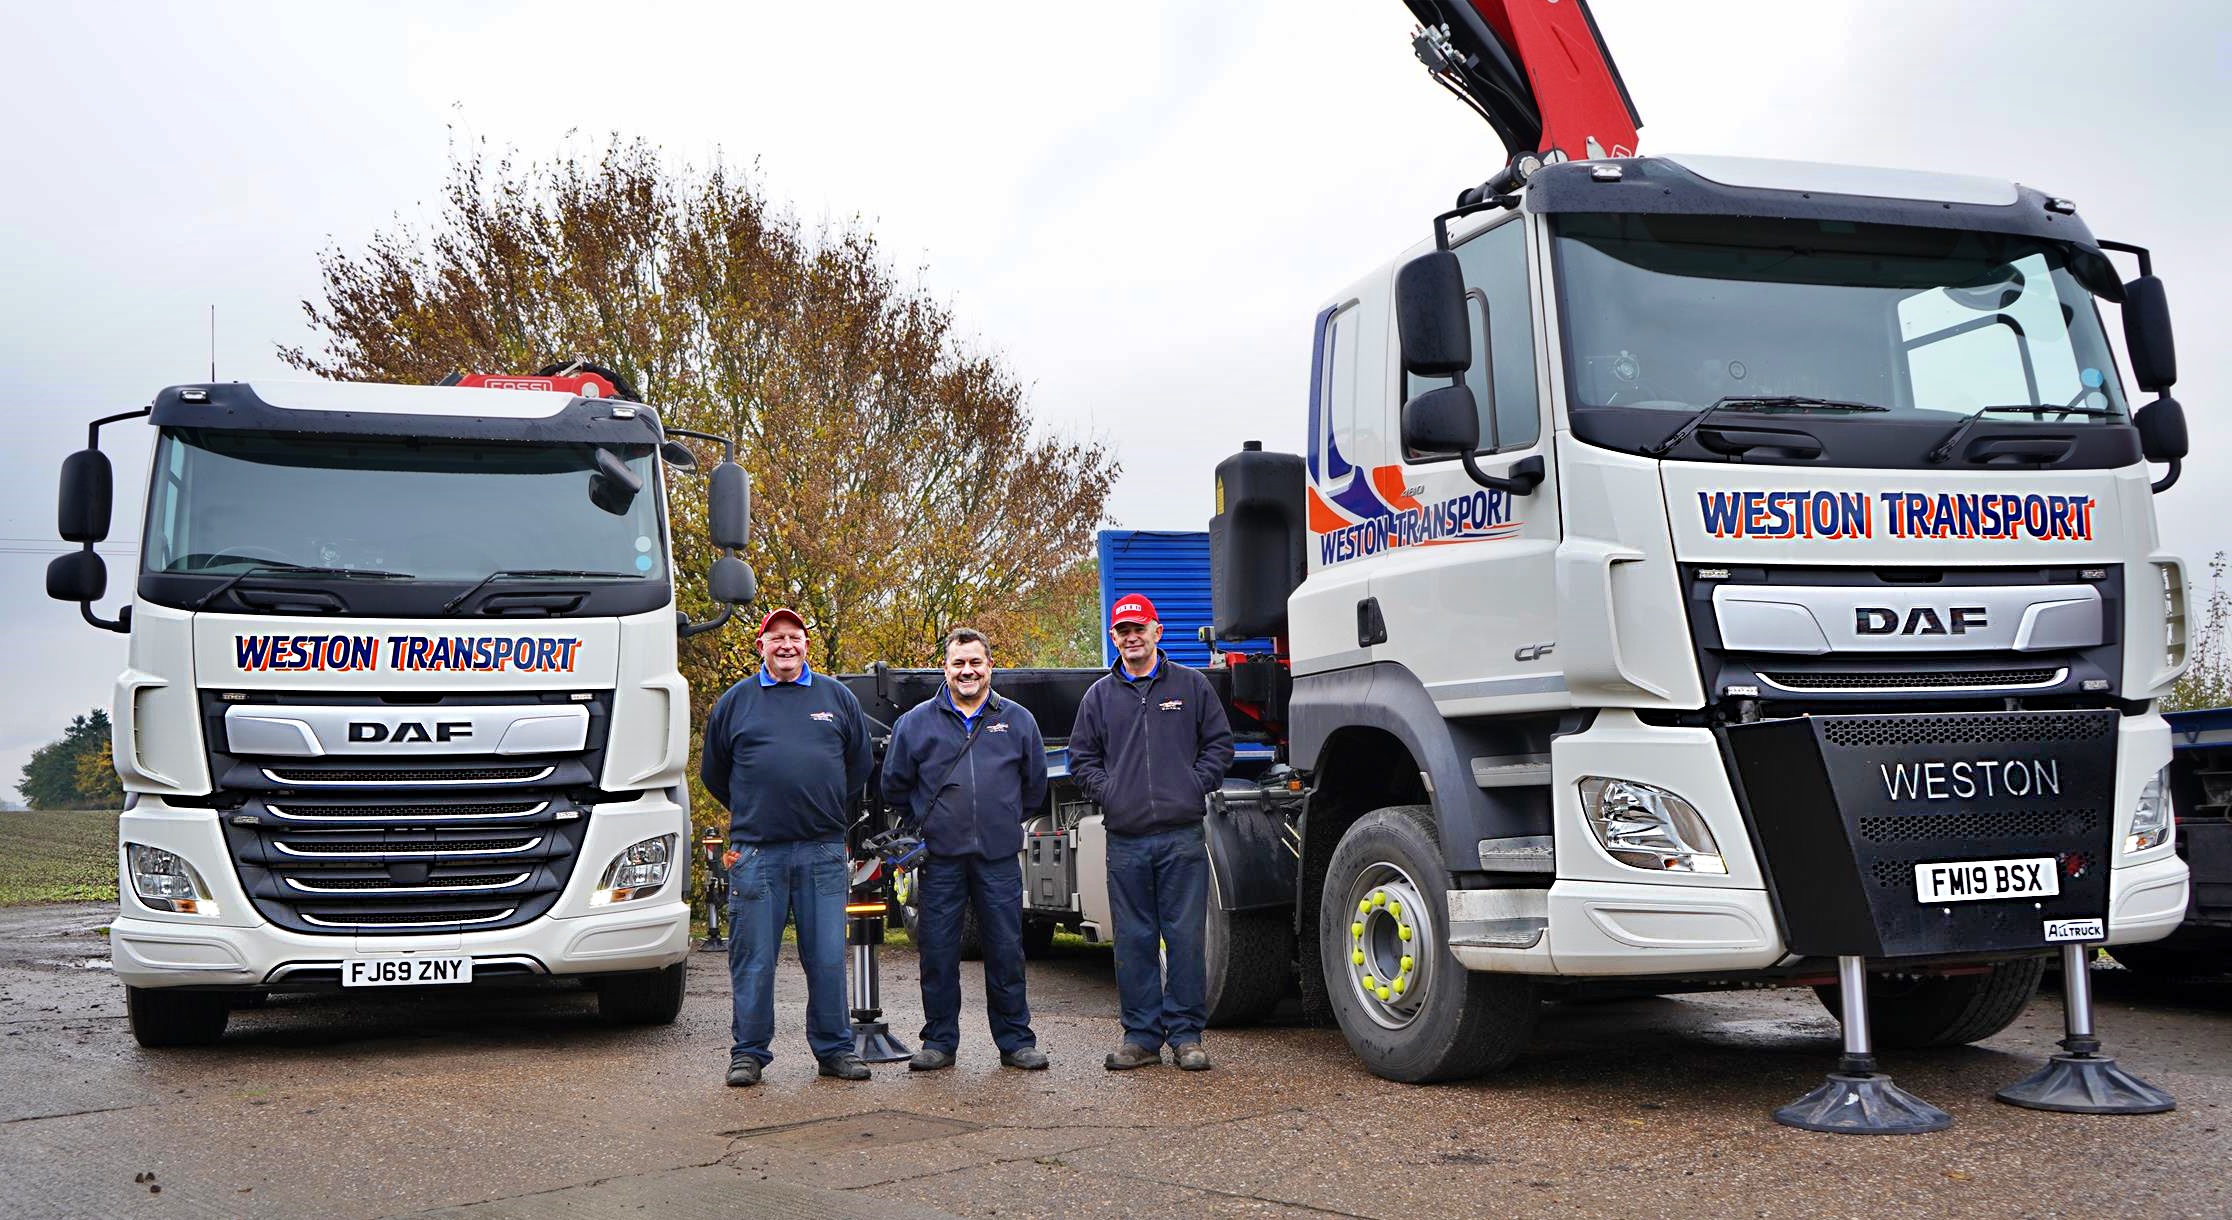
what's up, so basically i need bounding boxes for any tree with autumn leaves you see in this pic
[282,138,1116,694]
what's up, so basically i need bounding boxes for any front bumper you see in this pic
[110,794,690,991]
[1489,709,2193,976]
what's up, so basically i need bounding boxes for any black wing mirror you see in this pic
[708,459,751,550]
[1402,385,1481,457]
[2122,275,2176,394]
[1395,251,1471,378]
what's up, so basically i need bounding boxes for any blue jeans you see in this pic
[915,852,1035,1055]
[728,838,851,1064]
[1107,825,1208,1051]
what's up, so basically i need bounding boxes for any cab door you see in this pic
[1370,213,1566,714]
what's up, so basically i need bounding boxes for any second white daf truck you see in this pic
[45,373,755,1046]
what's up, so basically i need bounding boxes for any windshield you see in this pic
[1553,214,2129,432]
[142,429,666,583]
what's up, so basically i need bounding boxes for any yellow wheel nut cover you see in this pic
[1401,955,1414,972]
[1351,922,1364,938]
[1352,950,1365,965]
[1393,978,1407,995]
[1372,891,1386,908]
[1390,900,1402,917]
[1376,986,1391,1001]
[1358,898,1372,914]
[1399,924,1413,941]
[1361,975,1376,990]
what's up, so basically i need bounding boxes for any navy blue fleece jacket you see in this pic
[699,667,872,844]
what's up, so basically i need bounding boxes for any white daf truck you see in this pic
[1193,3,2197,1127]
[45,374,755,1046]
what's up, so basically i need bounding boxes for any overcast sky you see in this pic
[3,0,2227,791]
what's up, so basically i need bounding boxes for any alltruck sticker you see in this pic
[2044,917,2103,943]
[233,633,584,674]
[1697,490,2097,542]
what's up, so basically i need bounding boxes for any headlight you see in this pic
[1577,778,1727,875]
[592,834,676,905]
[125,843,220,915]
[2127,768,2175,854]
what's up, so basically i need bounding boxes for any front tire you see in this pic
[597,961,688,1025]
[125,986,230,1047]
[1813,956,2045,1049]
[1319,805,1537,1082]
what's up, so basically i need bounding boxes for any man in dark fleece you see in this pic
[881,626,1051,1072]
[1069,594,1234,1072]
[701,607,873,1087]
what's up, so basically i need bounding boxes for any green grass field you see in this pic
[0,809,118,906]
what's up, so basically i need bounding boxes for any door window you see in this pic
[1405,217,1540,456]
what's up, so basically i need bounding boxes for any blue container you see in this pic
[1097,530,1271,668]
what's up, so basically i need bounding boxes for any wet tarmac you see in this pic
[2,903,2227,1219]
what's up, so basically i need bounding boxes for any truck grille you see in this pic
[1760,667,2062,692]
[262,763,554,785]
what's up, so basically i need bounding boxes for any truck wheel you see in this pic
[1319,805,1538,1082]
[1813,956,2045,1049]
[597,961,688,1026]
[125,986,230,1047]
[2110,940,2222,978]
[1205,895,1291,1027]
[895,867,983,961]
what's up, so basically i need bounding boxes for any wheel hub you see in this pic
[1342,863,1432,1029]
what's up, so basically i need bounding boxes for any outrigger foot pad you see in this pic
[1996,1048,2174,1114]
[1774,1072,1953,1135]
[851,1020,913,1063]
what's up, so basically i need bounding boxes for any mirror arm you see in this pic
[662,426,737,463]
[2151,457,2180,495]
[1458,451,1544,496]
[678,603,735,640]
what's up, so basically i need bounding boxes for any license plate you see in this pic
[1913,857,2059,904]
[341,956,473,987]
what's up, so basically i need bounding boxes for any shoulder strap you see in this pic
[916,702,1001,823]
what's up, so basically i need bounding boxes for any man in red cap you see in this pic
[1069,594,1234,1071]
[701,607,873,1086]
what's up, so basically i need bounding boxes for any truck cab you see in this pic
[47,378,754,1045]
[1215,153,2195,1083]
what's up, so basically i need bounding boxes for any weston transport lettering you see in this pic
[1698,491,2097,542]
[234,634,584,674]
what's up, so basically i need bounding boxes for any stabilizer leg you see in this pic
[1774,956,1953,1135]
[1995,944,2173,1114]
[849,920,913,1063]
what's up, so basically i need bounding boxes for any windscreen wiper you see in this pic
[1644,396,1890,458]
[1927,403,2120,464]
[441,569,636,615]
[192,563,413,611]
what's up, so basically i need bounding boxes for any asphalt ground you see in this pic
[2,903,2228,1220]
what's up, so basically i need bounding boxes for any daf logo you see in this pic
[1854,606,1987,637]
[348,720,473,744]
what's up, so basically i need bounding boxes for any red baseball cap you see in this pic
[1109,594,1158,627]
[757,607,808,636]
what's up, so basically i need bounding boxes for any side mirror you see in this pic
[46,550,107,602]
[589,448,645,515]
[1402,385,1482,457]
[1394,251,1472,377]
[2136,396,2187,464]
[59,449,114,543]
[2122,275,2177,393]
[708,460,750,550]
[709,555,757,605]
[659,440,698,469]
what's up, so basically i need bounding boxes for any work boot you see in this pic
[1104,1042,1161,1071]
[909,1046,956,1072]
[1174,1042,1212,1072]
[817,1052,872,1081]
[1001,1047,1050,1071]
[725,1055,763,1087]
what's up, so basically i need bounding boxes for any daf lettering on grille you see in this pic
[1853,606,1988,637]
[347,721,473,744]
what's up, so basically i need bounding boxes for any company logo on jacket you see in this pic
[809,711,835,722]
[986,722,1010,733]
[1159,699,1184,711]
